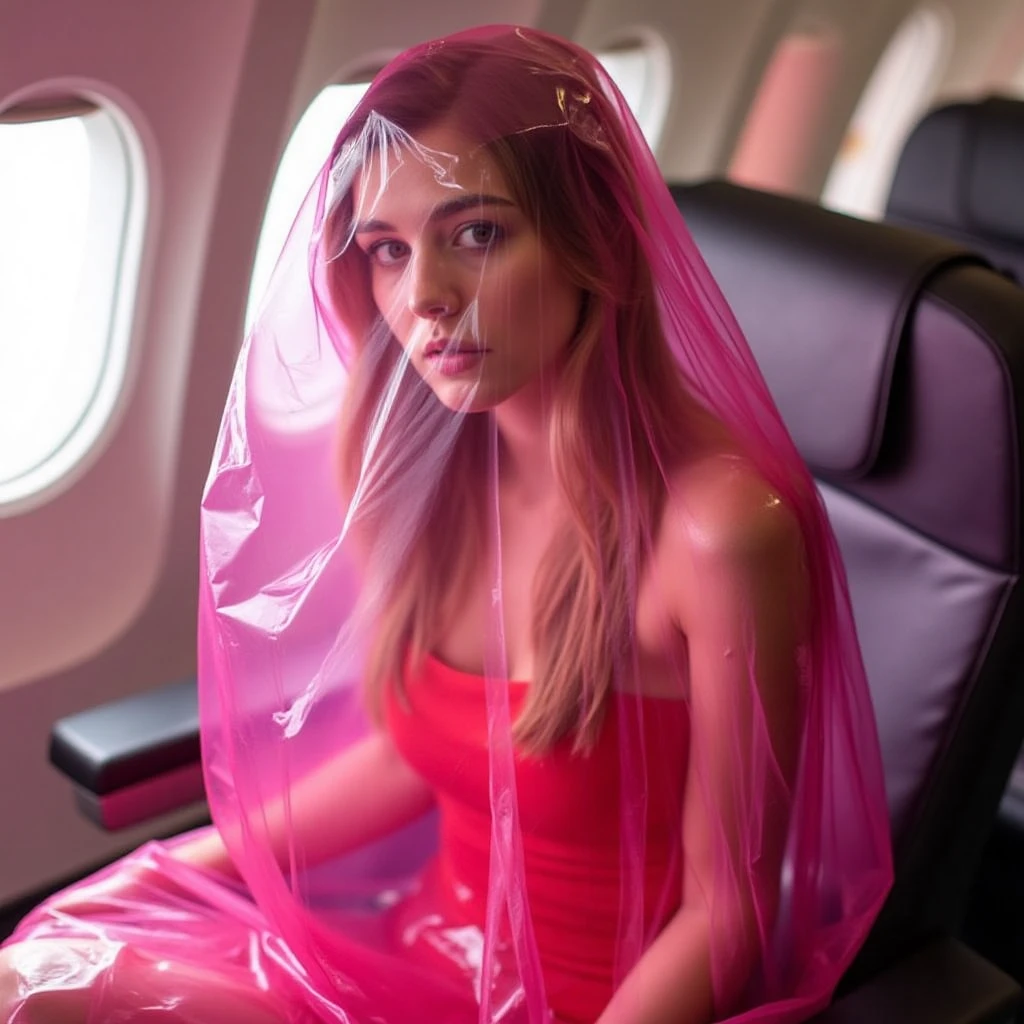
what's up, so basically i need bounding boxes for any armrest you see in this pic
[49,678,204,831]
[807,937,1020,1024]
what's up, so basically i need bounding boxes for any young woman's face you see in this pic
[351,124,583,412]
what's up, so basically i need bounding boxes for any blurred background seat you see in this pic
[884,96,1024,286]
[881,94,1024,1012]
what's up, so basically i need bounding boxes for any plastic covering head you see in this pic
[6,23,892,1024]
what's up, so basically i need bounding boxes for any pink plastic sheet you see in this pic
[2,25,892,1024]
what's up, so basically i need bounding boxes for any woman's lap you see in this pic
[0,936,300,1023]
[0,839,318,1023]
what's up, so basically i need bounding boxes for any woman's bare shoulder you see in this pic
[661,450,803,582]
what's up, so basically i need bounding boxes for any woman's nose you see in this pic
[407,255,458,320]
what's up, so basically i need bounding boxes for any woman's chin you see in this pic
[425,377,507,415]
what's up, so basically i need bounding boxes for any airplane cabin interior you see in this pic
[3,1,1024,1021]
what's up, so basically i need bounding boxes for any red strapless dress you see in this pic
[386,654,690,1024]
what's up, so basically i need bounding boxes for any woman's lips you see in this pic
[423,340,488,377]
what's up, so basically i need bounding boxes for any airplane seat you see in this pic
[45,178,1024,1021]
[884,96,1024,285]
[883,94,1024,854]
[673,179,1024,1021]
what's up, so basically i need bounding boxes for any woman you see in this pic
[0,25,892,1024]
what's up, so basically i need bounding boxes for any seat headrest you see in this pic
[671,181,985,481]
[885,96,1024,243]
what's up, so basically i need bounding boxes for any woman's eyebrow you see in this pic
[352,193,515,234]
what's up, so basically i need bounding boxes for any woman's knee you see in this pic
[0,937,290,1024]
[0,939,110,1024]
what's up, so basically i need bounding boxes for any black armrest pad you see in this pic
[808,937,1020,1024]
[49,678,200,794]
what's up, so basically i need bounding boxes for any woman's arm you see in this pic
[171,729,435,879]
[597,462,806,1024]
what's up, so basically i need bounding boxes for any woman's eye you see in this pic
[368,240,409,266]
[455,222,502,250]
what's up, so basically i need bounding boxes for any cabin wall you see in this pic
[938,0,1024,98]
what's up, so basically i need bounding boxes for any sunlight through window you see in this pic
[598,39,671,150]
[246,83,370,333]
[0,103,142,507]
[823,8,952,219]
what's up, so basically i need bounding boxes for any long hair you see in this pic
[324,31,709,753]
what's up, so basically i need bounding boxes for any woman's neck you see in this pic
[493,375,559,507]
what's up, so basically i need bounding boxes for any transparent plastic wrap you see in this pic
[2,25,892,1024]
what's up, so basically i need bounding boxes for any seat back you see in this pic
[672,180,1024,983]
[884,96,1024,285]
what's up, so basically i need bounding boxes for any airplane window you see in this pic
[245,82,370,334]
[244,83,369,435]
[822,8,952,219]
[597,39,671,151]
[0,100,144,510]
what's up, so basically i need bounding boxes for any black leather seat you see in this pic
[884,95,1024,851]
[884,96,1024,285]
[673,180,1024,1021]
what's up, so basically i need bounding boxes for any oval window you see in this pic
[823,8,952,218]
[597,37,672,150]
[0,98,145,510]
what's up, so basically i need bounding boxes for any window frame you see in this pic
[596,30,673,152]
